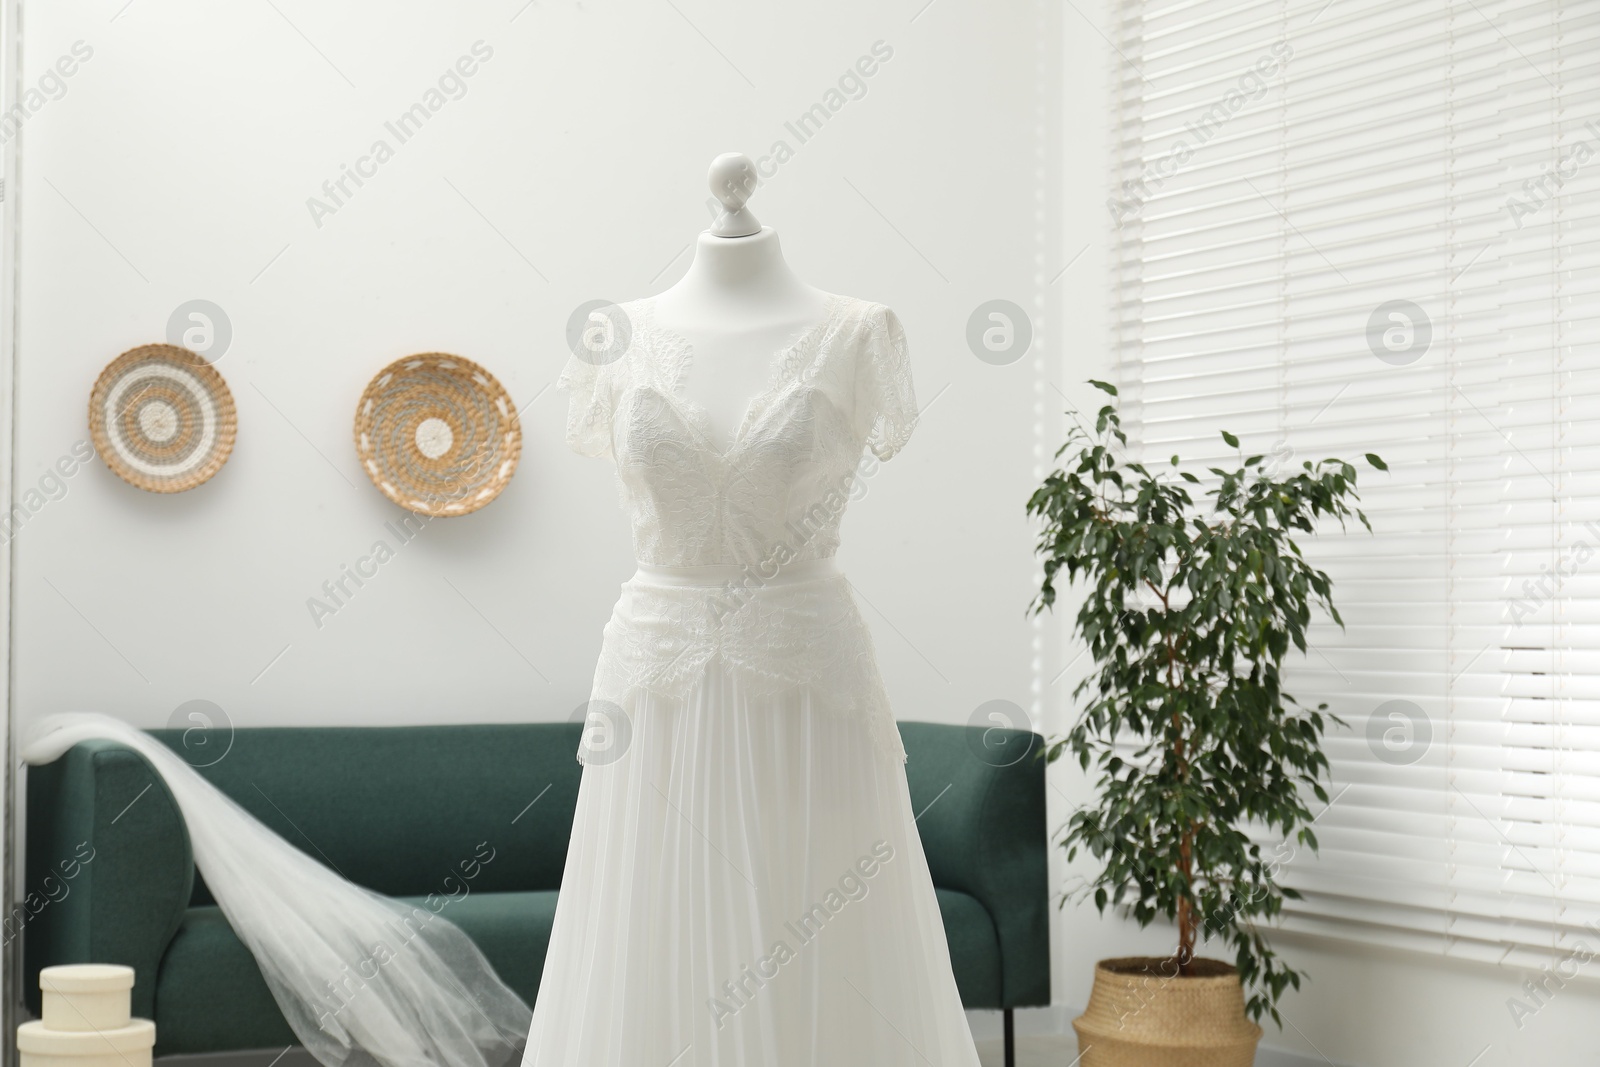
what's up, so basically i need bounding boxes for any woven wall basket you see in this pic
[88,344,237,493]
[353,353,521,517]
[1073,957,1262,1067]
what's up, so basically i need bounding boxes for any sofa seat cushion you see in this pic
[150,883,1001,1052]
[152,890,558,1055]
[936,887,1002,1009]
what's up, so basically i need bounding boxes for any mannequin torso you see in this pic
[649,227,830,453]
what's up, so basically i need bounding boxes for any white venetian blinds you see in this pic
[1109,0,1600,966]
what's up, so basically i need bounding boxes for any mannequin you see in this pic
[648,152,832,453]
[532,151,980,1067]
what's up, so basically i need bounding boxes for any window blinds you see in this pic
[1109,0,1600,967]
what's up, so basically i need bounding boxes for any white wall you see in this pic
[10,0,1062,741]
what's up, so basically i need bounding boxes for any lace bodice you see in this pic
[559,293,916,566]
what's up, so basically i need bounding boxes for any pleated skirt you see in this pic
[522,586,981,1066]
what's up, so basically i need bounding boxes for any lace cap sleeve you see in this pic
[557,352,619,459]
[858,303,918,461]
[559,300,641,460]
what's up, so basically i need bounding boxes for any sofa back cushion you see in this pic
[146,722,585,902]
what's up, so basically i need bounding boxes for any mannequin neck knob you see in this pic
[708,152,761,238]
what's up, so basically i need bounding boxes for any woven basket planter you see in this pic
[1073,957,1262,1067]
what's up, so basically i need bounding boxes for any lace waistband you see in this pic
[631,557,841,589]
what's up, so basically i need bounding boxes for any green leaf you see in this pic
[1222,430,1240,448]
[1089,379,1119,397]
[1365,453,1388,471]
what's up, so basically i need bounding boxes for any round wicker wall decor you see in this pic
[88,344,237,493]
[354,353,521,517]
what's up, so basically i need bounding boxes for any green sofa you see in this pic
[24,720,1048,1063]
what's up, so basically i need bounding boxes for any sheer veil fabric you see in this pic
[22,713,532,1067]
[529,294,982,1065]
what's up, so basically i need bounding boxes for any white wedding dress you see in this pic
[525,293,980,1066]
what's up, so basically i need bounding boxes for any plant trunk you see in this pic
[1176,825,1196,975]
[1159,582,1198,977]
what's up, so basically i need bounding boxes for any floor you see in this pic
[156,1032,1323,1066]
[976,1034,1081,1066]
[976,1033,1323,1067]
[161,1039,1087,1067]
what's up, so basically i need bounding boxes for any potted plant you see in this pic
[1027,381,1383,1066]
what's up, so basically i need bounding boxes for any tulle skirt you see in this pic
[523,565,980,1066]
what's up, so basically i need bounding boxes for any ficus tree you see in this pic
[1027,380,1384,1024]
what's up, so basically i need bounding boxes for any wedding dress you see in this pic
[526,293,981,1065]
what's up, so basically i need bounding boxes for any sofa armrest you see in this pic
[900,721,1050,1009]
[23,738,193,1020]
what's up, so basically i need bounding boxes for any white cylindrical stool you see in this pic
[18,965,155,1067]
